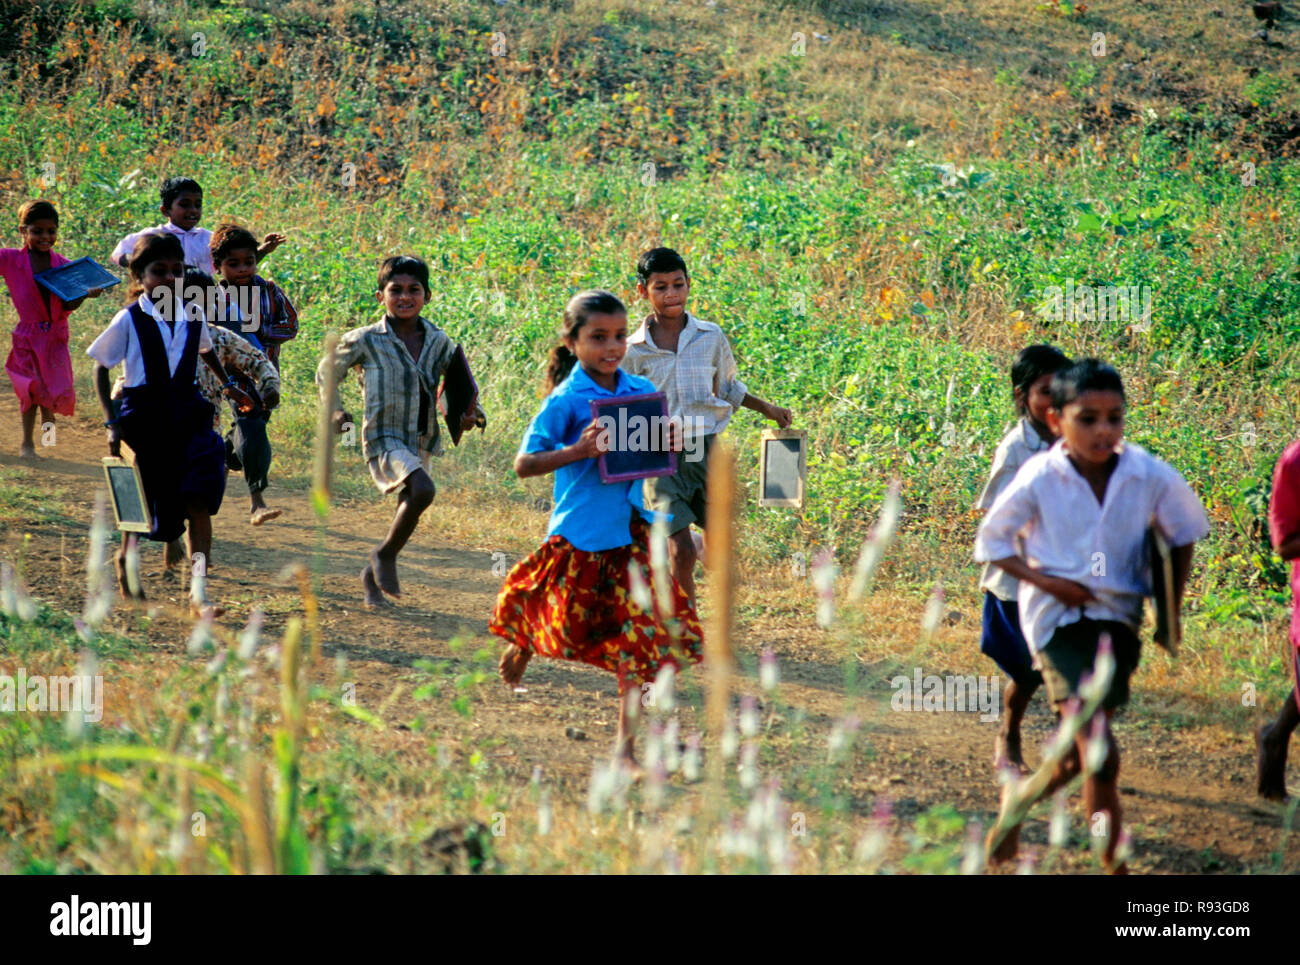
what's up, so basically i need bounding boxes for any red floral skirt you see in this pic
[489,519,704,687]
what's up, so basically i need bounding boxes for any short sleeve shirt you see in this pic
[521,365,657,552]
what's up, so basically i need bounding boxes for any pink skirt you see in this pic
[6,321,75,415]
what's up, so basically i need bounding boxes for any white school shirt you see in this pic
[111,222,214,275]
[973,440,1209,654]
[975,418,1051,601]
[86,293,213,387]
[621,313,748,438]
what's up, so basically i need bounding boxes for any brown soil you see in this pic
[1,394,1295,874]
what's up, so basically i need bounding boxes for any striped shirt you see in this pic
[316,316,456,462]
[218,275,298,369]
[621,312,748,438]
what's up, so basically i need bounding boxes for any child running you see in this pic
[111,177,285,275]
[976,344,1072,773]
[1,199,105,457]
[318,255,484,607]
[621,247,791,604]
[974,359,1209,872]
[88,234,253,616]
[1257,434,1300,800]
[113,270,283,528]
[491,290,704,763]
[209,223,299,369]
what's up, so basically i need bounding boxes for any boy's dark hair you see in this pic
[210,223,260,267]
[545,289,627,391]
[377,255,431,298]
[1050,358,1126,411]
[125,232,185,301]
[636,247,689,285]
[160,177,203,208]
[1011,344,1072,415]
[18,199,58,226]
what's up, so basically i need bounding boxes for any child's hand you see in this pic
[1040,575,1096,608]
[261,232,286,253]
[572,419,608,460]
[766,403,793,429]
[106,424,121,458]
[665,418,684,453]
[333,409,353,434]
[261,387,281,410]
[86,286,106,299]
[226,385,256,414]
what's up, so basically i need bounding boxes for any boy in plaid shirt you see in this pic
[210,223,298,369]
[620,247,791,604]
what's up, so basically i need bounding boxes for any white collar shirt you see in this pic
[973,440,1209,653]
[621,311,748,438]
[975,418,1051,600]
[86,293,213,388]
[111,222,215,275]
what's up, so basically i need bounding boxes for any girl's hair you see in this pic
[1050,357,1125,411]
[636,246,688,284]
[1010,344,1072,415]
[544,289,627,391]
[210,222,260,267]
[161,176,203,208]
[377,255,431,297]
[18,199,58,226]
[125,232,185,301]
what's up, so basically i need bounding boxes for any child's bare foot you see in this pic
[361,566,389,608]
[250,506,282,526]
[994,733,1029,775]
[370,548,400,597]
[115,548,145,600]
[986,823,1020,866]
[1256,722,1289,801]
[1103,858,1130,875]
[498,644,531,687]
[19,443,36,459]
[189,600,225,620]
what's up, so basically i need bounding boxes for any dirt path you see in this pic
[0,393,1294,873]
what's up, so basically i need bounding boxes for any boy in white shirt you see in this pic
[620,247,791,604]
[976,344,1071,774]
[974,359,1209,872]
[111,176,284,275]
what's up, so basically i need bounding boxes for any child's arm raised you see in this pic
[514,420,606,479]
[257,233,287,259]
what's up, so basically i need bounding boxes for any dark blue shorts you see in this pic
[981,592,1041,689]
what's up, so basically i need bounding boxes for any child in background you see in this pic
[209,223,299,369]
[318,255,484,607]
[491,290,704,764]
[114,270,283,529]
[974,359,1209,872]
[1258,435,1300,800]
[88,234,253,616]
[621,247,791,604]
[976,344,1072,773]
[1,199,105,456]
[111,177,285,276]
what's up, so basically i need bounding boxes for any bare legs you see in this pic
[19,405,53,457]
[363,470,434,605]
[1258,689,1300,801]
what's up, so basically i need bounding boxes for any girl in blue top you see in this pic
[491,290,704,764]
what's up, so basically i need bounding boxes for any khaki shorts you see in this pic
[643,433,716,534]
[367,447,432,495]
[1038,618,1141,710]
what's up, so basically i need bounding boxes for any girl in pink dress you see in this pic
[1,199,105,456]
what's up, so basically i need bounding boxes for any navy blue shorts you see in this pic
[981,592,1041,689]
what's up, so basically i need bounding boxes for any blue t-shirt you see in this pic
[520,365,657,551]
